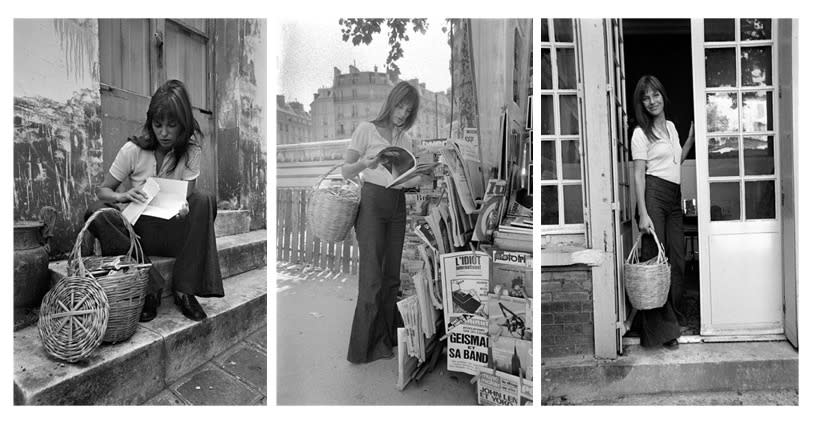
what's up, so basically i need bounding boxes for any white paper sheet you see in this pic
[122,177,187,224]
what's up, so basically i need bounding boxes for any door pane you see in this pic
[542,185,558,224]
[742,46,772,87]
[708,136,740,177]
[742,91,773,132]
[541,19,550,42]
[710,182,741,221]
[557,48,577,89]
[542,48,553,90]
[706,92,739,132]
[561,139,581,180]
[166,22,207,108]
[705,48,736,87]
[741,19,772,41]
[553,19,573,42]
[541,141,556,180]
[745,180,775,219]
[564,184,583,224]
[704,19,735,42]
[744,135,775,175]
[559,95,579,135]
[98,19,150,95]
[541,95,554,135]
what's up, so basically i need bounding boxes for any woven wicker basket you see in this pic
[38,275,109,363]
[307,163,360,242]
[68,208,151,343]
[624,228,671,310]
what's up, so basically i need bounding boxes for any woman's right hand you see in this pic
[638,213,654,233]
[118,187,148,204]
[360,155,381,169]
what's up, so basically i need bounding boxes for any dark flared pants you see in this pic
[83,191,224,298]
[347,182,406,363]
[636,175,684,347]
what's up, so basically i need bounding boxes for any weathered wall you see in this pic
[542,267,595,358]
[216,19,267,230]
[14,19,102,256]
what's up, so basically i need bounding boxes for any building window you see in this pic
[541,18,585,229]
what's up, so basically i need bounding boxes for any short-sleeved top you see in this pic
[347,121,412,187]
[109,140,202,190]
[631,121,682,185]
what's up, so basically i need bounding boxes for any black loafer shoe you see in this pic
[139,291,161,322]
[174,293,207,321]
[663,339,680,350]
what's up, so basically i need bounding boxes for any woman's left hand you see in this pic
[176,201,190,220]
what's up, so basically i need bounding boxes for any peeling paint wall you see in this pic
[215,19,267,230]
[14,19,102,256]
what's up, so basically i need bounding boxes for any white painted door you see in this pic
[691,19,783,336]
[604,19,634,354]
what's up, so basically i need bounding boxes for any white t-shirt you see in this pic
[109,140,202,190]
[631,121,682,185]
[347,121,412,187]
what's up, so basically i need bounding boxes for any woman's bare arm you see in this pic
[634,159,653,232]
[96,172,147,204]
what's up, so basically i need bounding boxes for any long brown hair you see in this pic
[633,75,670,143]
[130,79,202,172]
[371,81,420,140]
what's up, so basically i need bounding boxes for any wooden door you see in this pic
[691,19,783,336]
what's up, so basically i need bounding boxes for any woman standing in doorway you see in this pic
[341,81,430,363]
[631,75,695,349]
[85,79,222,323]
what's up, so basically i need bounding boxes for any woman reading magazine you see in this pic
[341,81,433,363]
[83,80,223,323]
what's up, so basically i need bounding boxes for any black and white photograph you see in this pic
[12,18,267,405]
[276,18,533,405]
[540,18,799,405]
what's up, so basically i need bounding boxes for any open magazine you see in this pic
[378,146,440,189]
[121,177,188,224]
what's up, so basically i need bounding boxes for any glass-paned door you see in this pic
[692,19,783,336]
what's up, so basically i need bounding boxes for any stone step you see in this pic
[542,341,798,404]
[14,267,267,405]
[48,229,267,298]
[214,209,251,238]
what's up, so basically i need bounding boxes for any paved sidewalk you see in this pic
[145,325,267,405]
[276,262,475,405]
[561,389,799,405]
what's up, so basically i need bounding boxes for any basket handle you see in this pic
[626,227,668,264]
[68,207,146,278]
[312,162,360,191]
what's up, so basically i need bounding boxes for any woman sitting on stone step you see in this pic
[84,79,223,323]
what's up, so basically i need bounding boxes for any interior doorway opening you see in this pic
[621,19,701,338]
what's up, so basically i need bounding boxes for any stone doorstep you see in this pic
[49,229,267,299]
[542,341,799,404]
[214,209,252,238]
[13,267,267,405]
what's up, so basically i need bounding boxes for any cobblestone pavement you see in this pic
[145,325,267,405]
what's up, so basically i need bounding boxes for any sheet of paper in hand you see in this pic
[122,177,188,224]
[379,146,439,188]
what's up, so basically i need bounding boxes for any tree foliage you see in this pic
[339,18,430,79]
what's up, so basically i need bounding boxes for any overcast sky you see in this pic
[276,18,451,113]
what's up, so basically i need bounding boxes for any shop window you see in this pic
[703,18,777,221]
[540,19,585,229]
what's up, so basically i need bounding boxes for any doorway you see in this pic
[621,19,702,337]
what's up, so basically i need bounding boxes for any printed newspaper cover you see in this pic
[447,317,489,375]
[490,249,533,299]
[472,179,507,243]
[477,368,521,406]
[485,294,532,340]
[440,251,491,327]
[490,336,533,380]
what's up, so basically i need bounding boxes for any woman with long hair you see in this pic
[341,81,430,363]
[85,79,222,322]
[631,75,695,349]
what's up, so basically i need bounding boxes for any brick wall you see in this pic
[541,266,594,358]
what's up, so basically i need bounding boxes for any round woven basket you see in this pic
[38,275,109,363]
[624,228,671,310]
[67,208,151,343]
[307,163,360,242]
